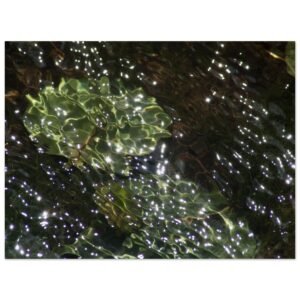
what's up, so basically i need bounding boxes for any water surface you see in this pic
[5,42,295,258]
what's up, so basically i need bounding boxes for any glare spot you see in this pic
[115,145,123,153]
[105,156,112,163]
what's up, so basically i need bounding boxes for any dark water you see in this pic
[5,42,295,258]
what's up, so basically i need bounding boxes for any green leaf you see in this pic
[23,77,172,176]
[94,174,257,258]
[285,42,295,77]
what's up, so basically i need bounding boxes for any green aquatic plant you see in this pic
[96,182,142,233]
[285,42,295,77]
[23,77,172,175]
[92,174,257,258]
[21,75,257,258]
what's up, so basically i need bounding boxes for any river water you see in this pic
[5,42,295,258]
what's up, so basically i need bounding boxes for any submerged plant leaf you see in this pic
[56,226,136,259]
[93,174,257,258]
[285,42,295,77]
[96,182,142,233]
[23,77,172,175]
